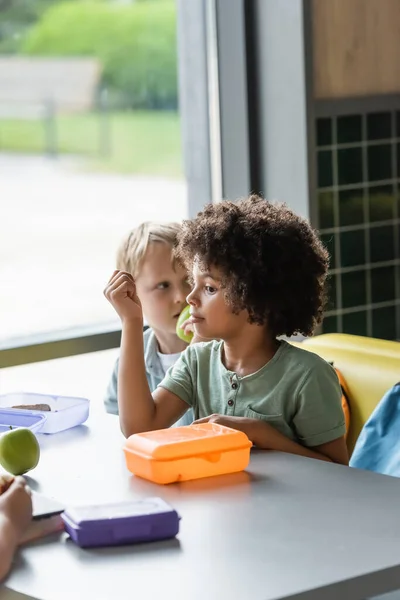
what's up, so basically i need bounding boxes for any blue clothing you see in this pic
[350,383,400,476]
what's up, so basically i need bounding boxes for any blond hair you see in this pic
[116,222,181,277]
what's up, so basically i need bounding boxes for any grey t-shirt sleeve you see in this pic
[104,358,119,415]
[293,361,346,447]
[158,347,195,407]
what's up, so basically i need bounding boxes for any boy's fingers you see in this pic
[107,269,120,284]
[104,274,119,298]
[115,270,134,283]
[110,281,139,304]
[110,280,129,297]
[108,272,129,290]
[180,318,194,331]
[192,416,210,424]
[104,272,136,299]
[115,272,135,288]
[107,270,135,288]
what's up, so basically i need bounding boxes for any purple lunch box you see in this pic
[62,497,180,548]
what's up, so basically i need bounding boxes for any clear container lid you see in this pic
[0,393,89,434]
[0,408,46,433]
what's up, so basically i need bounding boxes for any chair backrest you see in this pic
[293,334,400,454]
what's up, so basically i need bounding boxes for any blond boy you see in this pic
[104,222,194,426]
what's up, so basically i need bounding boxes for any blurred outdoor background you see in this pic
[0,0,186,339]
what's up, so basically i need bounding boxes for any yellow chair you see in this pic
[293,334,400,454]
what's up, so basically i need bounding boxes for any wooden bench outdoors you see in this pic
[0,57,101,119]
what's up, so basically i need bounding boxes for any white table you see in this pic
[3,406,400,600]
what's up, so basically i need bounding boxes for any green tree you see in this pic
[0,0,108,53]
[21,1,178,109]
[0,0,61,53]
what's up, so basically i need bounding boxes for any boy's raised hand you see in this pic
[104,270,143,324]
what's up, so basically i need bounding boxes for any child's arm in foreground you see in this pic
[104,271,190,437]
[194,414,348,464]
[194,364,349,465]
[0,476,32,582]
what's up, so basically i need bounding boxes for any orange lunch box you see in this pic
[123,423,252,484]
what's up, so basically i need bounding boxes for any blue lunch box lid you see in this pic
[0,408,46,434]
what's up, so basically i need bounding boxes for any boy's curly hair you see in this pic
[176,195,329,338]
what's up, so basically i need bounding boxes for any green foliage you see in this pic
[0,0,55,53]
[21,1,178,109]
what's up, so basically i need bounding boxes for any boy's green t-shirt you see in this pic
[159,340,345,447]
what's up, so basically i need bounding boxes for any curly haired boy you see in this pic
[104,195,348,465]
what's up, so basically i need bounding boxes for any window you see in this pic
[0,0,186,342]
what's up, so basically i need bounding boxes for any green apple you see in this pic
[176,305,193,343]
[0,428,40,476]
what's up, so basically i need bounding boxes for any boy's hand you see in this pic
[193,414,258,443]
[180,318,193,338]
[0,477,32,539]
[180,318,205,344]
[104,270,143,325]
[180,318,215,345]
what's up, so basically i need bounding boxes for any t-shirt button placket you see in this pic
[227,376,239,414]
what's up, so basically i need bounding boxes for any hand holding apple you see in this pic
[176,305,194,343]
[176,305,217,344]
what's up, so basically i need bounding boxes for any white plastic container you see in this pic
[0,393,89,434]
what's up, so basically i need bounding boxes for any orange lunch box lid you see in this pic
[124,423,252,461]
